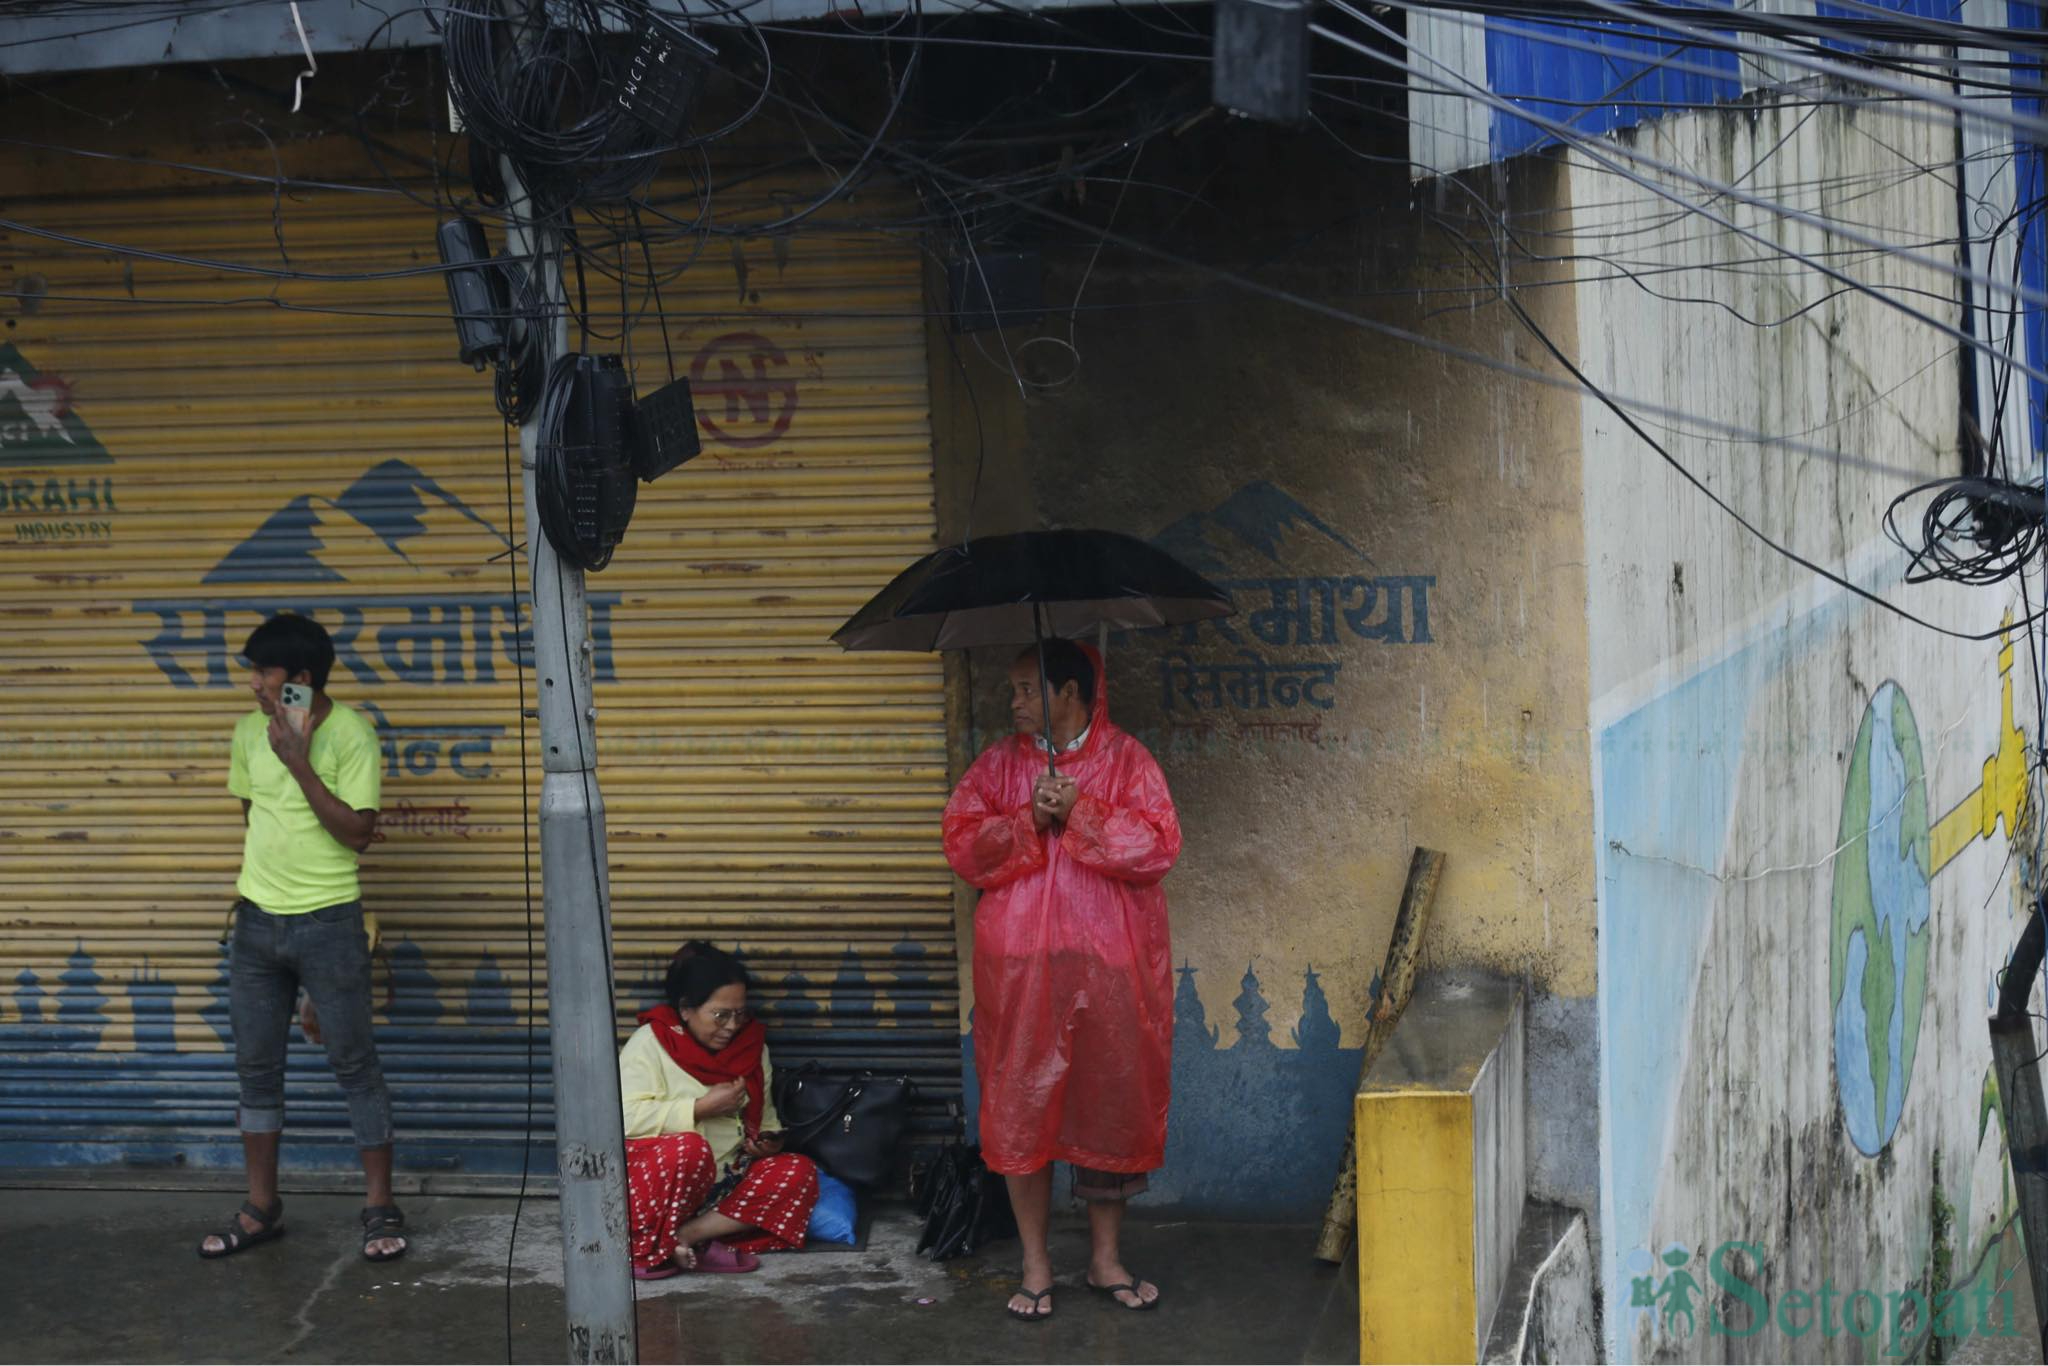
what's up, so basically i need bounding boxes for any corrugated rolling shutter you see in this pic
[0,140,957,1178]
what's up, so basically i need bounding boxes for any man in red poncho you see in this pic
[943,637,1181,1320]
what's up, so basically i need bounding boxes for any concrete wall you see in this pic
[1474,986,1530,1351]
[1569,93,2044,1360]
[929,121,1600,1216]
[1486,1208,1600,1364]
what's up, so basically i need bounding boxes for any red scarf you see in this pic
[638,1005,767,1136]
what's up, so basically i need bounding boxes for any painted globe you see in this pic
[1830,682,1933,1156]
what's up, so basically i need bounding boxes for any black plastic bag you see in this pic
[911,1138,1017,1260]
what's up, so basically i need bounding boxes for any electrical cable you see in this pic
[0,135,413,195]
[1339,1,2048,311]
[1319,3,2048,388]
[442,0,726,219]
[0,0,279,52]
[781,99,1970,482]
[12,7,2031,491]
[1885,478,2048,586]
[630,200,680,385]
[498,413,539,1365]
[1466,235,2042,641]
[1393,0,2048,73]
[829,103,2042,639]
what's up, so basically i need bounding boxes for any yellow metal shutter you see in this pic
[0,151,956,1176]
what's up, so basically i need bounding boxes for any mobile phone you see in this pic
[280,682,313,736]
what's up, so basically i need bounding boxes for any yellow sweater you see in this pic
[618,1023,786,1168]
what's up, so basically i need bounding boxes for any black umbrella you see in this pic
[832,529,1235,772]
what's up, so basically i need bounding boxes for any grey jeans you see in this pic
[229,898,394,1148]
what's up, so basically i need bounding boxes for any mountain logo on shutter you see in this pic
[0,343,110,468]
[131,456,623,693]
[205,457,508,583]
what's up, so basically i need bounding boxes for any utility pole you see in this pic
[495,36,638,1364]
[1992,903,2048,1363]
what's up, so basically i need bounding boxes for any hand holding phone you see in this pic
[280,682,312,736]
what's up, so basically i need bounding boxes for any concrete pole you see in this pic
[1988,1015,2048,1360]
[498,155,638,1364]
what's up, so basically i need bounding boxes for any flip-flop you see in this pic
[692,1240,761,1274]
[1087,1277,1160,1311]
[1007,1286,1055,1321]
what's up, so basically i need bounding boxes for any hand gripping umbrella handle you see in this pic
[1033,602,1057,778]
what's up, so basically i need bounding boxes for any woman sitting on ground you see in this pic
[619,941,820,1279]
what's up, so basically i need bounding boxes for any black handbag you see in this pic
[771,1063,914,1188]
[910,1132,1016,1260]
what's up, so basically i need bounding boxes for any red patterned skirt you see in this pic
[626,1132,820,1268]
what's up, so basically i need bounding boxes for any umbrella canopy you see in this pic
[831,528,1234,652]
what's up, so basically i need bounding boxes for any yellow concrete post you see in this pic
[1356,1089,1478,1363]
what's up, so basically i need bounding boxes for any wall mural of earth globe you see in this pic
[1830,681,1934,1157]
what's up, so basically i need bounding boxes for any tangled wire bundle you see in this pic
[443,0,711,217]
[1885,476,2048,587]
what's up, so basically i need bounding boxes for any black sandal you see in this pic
[196,1199,285,1259]
[1007,1286,1055,1322]
[1087,1276,1160,1311]
[361,1204,408,1262]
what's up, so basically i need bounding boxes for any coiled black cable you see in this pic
[1884,476,2048,588]
[531,354,636,572]
[443,0,715,218]
[531,356,600,571]
[494,259,546,425]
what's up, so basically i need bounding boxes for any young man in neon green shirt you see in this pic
[196,613,406,1262]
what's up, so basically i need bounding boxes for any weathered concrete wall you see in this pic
[1486,1207,1600,1364]
[1472,983,1530,1353]
[929,122,1600,1216]
[1570,93,2044,1360]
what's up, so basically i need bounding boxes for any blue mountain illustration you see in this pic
[1152,480,1371,575]
[206,458,508,584]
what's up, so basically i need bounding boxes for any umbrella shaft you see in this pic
[1034,604,1056,777]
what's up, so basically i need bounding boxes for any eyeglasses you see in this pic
[693,1007,750,1027]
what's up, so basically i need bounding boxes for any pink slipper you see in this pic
[692,1240,761,1274]
[632,1260,682,1281]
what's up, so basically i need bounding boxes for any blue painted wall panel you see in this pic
[1482,0,1972,160]
[1486,17,1743,159]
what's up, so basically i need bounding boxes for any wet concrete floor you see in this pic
[0,1189,1360,1364]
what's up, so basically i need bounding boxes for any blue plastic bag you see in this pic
[808,1170,858,1245]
